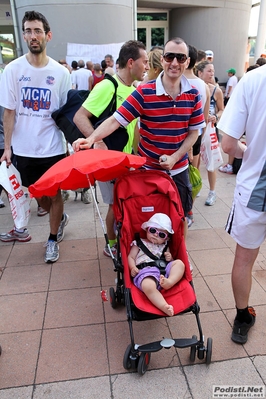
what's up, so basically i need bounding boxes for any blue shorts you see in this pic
[133,262,173,291]
[171,169,192,215]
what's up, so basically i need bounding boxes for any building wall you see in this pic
[15,0,134,61]
[169,3,251,82]
[1,0,252,81]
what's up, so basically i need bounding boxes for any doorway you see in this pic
[137,11,168,51]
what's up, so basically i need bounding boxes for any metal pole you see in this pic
[255,0,266,60]
[10,0,23,57]
[132,0,137,40]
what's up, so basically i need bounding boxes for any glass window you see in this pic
[137,13,167,21]
[137,28,146,47]
[151,28,165,47]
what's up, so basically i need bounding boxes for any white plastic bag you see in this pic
[200,123,223,172]
[0,161,30,229]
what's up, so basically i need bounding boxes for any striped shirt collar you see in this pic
[155,71,193,96]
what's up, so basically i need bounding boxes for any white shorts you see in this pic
[226,193,266,249]
[98,180,115,205]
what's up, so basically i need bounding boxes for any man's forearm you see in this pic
[87,115,120,145]
[73,111,94,138]
[3,109,15,149]
[172,129,198,163]
[221,132,246,159]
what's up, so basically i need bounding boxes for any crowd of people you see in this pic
[0,9,265,344]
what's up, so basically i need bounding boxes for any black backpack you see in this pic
[52,74,128,151]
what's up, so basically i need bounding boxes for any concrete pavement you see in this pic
[0,164,266,399]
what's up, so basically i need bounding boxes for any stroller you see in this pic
[110,169,212,375]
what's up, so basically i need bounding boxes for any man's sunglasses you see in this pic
[148,227,168,239]
[163,52,188,64]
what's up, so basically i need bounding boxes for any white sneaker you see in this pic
[205,191,217,206]
[44,240,59,263]
[57,213,69,242]
[218,164,233,174]
[0,197,5,208]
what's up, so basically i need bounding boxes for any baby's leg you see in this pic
[141,277,174,316]
[160,260,185,290]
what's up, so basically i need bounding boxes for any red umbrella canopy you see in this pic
[29,149,146,198]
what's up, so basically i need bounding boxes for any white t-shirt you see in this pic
[72,68,92,90]
[225,75,238,97]
[217,65,266,211]
[0,55,71,157]
[188,77,207,109]
[188,77,207,136]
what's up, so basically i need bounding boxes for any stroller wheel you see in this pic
[206,337,213,365]
[109,287,117,309]
[123,344,134,370]
[190,335,197,362]
[137,352,151,376]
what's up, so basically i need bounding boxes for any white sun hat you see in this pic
[141,213,174,234]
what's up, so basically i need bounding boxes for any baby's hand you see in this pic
[164,251,173,262]
[130,267,139,277]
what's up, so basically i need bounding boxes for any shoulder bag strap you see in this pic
[135,233,168,260]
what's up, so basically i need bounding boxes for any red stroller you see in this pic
[110,169,212,375]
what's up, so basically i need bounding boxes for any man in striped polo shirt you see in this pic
[73,37,205,234]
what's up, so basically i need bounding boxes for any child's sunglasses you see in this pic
[163,52,188,64]
[148,227,168,239]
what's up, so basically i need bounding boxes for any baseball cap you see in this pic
[141,213,174,234]
[227,68,236,74]
[205,50,214,58]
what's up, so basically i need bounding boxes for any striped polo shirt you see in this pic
[114,72,205,171]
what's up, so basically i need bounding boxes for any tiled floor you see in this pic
[1,164,266,399]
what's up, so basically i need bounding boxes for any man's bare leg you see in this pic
[232,244,259,309]
[39,190,63,235]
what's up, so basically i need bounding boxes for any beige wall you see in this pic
[169,3,251,82]
[15,0,134,61]
[1,0,252,81]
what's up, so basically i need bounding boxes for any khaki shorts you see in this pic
[226,194,266,249]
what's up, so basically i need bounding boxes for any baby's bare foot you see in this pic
[163,304,174,316]
[160,275,174,290]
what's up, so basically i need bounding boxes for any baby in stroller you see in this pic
[128,213,185,317]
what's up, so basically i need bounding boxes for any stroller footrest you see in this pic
[136,341,163,353]
[174,337,198,348]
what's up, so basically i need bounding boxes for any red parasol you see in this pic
[28,149,146,198]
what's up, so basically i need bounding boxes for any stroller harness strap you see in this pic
[135,234,168,274]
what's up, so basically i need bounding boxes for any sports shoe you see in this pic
[0,197,5,208]
[44,240,59,263]
[218,164,233,174]
[187,211,194,227]
[0,228,31,242]
[103,244,117,258]
[62,190,69,203]
[205,191,217,206]
[37,206,48,217]
[81,188,92,204]
[231,307,256,344]
[186,216,193,228]
[57,213,69,243]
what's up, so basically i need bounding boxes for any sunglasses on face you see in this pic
[148,227,168,239]
[163,52,188,64]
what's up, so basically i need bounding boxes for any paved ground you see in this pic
[0,163,266,399]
